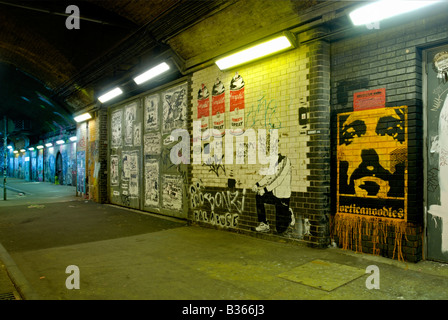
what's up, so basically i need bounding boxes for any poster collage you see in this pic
[109,82,188,215]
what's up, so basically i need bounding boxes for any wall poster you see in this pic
[111,110,123,148]
[162,174,183,211]
[212,78,225,137]
[229,72,245,135]
[145,94,159,131]
[197,83,210,138]
[125,102,137,146]
[145,158,159,207]
[162,83,187,133]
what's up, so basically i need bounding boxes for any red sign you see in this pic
[353,88,386,111]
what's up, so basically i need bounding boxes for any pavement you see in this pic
[1,178,448,305]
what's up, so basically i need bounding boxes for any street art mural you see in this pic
[335,105,408,259]
[426,49,448,261]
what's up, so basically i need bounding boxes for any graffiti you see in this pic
[189,180,245,228]
[246,93,284,130]
[202,152,226,177]
[337,106,408,220]
[428,92,448,252]
[193,210,239,228]
[428,167,440,193]
[252,152,293,234]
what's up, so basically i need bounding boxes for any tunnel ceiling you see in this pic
[0,0,337,143]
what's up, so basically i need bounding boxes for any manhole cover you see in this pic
[277,259,365,291]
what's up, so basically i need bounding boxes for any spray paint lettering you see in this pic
[189,180,245,228]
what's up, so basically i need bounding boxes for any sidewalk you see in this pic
[1,179,448,301]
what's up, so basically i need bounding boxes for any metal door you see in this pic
[425,44,448,262]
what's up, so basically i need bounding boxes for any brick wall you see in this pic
[188,42,334,246]
[330,12,448,262]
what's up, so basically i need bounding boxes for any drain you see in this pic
[0,292,17,300]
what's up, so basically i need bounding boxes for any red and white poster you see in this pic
[353,88,386,111]
[197,84,210,139]
[229,72,245,135]
[212,78,225,137]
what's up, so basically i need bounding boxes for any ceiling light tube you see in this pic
[74,113,92,123]
[215,35,294,70]
[98,87,123,103]
[45,143,53,147]
[69,136,77,142]
[349,0,441,26]
[133,62,170,85]
[13,150,18,154]
[20,149,26,153]
[36,145,44,149]
[28,147,35,151]
[56,140,65,145]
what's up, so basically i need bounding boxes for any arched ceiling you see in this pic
[0,0,342,144]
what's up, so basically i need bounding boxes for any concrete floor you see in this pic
[1,178,448,302]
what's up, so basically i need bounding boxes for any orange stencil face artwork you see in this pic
[337,106,408,220]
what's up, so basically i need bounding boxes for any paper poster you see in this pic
[144,132,161,155]
[212,78,225,137]
[125,102,137,146]
[110,155,119,186]
[229,72,245,135]
[111,110,122,147]
[162,175,183,210]
[145,159,159,207]
[197,84,210,139]
[134,123,141,147]
[145,94,159,131]
[162,83,187,133]
[122,151,138,181]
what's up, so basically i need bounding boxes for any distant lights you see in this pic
[36,145,44,149]
[69,136,77,142]
[45,143,53,147]
[28,147,35,151]
[56,140,65,145]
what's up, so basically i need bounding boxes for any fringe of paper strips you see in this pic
[333,213,409,261]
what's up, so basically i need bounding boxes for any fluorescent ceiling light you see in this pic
[56,140,65,145]
[133,62,170,85]
[36,145,44,149]
[13,150,18,154]
[28,147,35,151]
[20,149,26,153]
[69,136,77,142]
[215,35,294,70]
[98,87,123,103]
[349,0,441,26]
[74,113,92,123]
[7,145,12,149]
[45,143,53,147]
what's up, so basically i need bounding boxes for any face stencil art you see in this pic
[338,106,407,200]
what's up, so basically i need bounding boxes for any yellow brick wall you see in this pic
[190,46,311,192]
